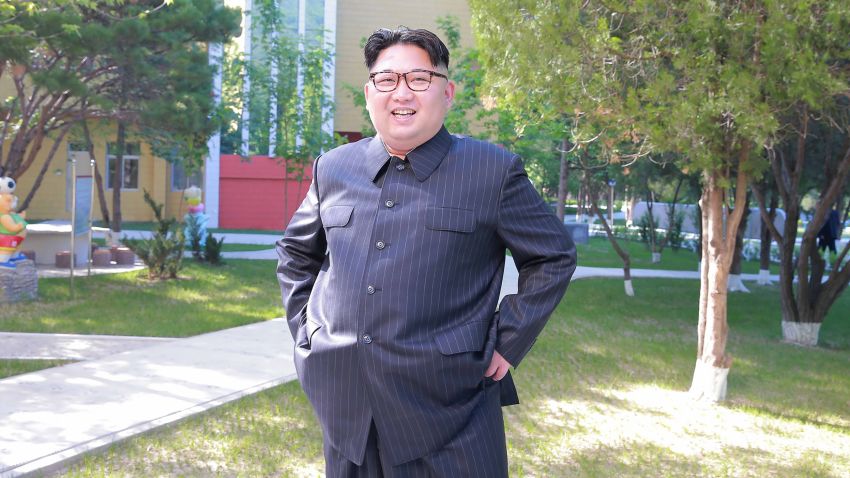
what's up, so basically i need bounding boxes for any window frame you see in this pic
[106,143,141,191]
[170,162,203,192]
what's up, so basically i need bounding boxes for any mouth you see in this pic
[391,108,416,118]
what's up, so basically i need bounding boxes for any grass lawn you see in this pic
[0,260,283,337]
[577,236,778,274]
[220,243,274,252]
[0,359,72,379]
[50,278,850,477]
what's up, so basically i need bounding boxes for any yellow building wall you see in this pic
[165,166,192,220]
[333,0,475,134]
[9,124,179,225]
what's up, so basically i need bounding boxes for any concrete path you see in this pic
[0,332,175,361]
[0,320,295,478]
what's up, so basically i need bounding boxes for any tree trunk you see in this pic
[728,201,750,293]
[665,175,685,250]
[754,106,850,346]
[690,157,749,402]
[111,121,126,234]
[555,137,570,223]
[758,190,777,285]
[640,176,664,259]
[588,184,633,296]
[644,193,662,257]
[576,181,585,222]
[695,202,703,270]
[624,187,635,226]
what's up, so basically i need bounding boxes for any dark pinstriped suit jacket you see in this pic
[276,126,576,467]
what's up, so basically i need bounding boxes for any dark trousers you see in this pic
[323,382,509,477]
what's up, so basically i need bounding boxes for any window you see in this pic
[106,143,140,190]
[171,162,203,191]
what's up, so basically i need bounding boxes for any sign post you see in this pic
[70,156,94,296]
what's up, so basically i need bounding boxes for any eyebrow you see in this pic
[369,68,446,74]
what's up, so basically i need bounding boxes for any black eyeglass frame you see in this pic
[368,69,449,92]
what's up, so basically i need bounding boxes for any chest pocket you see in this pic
[322,205,354,229]
[425,206,476,233]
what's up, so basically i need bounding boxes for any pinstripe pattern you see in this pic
[276,126,577,470]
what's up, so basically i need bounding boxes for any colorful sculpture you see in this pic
[183,185,209,247]
[0,177,27,268]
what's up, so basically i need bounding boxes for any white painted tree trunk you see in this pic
[757,269,772,285]
[727,274,750,293]
[651,252,661,263]
[781,321,821,347]
[624,279,634,297]
[691,167,747,403]
[105,230,120,247]
[689,358,729,402]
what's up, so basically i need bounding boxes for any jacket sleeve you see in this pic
[495,155,577,367]
[276,157,326,340]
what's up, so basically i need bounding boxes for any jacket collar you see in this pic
[365,126,453,183]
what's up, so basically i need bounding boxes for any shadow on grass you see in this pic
[502,277,850,476]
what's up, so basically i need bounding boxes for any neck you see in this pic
[379,136,412,159]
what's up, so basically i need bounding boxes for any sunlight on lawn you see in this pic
[528,384,849,477]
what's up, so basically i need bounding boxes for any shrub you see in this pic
[203,233,225,265]
[123,190,185,280]
[637,211,665,253]
[666,210,686,251]
[185,214,204,260]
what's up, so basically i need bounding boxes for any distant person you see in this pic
[817,209,841,254]
[276,26,576,477]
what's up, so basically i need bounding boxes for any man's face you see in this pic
[364,44,455,156]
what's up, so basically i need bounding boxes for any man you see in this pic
[276,27,576,477]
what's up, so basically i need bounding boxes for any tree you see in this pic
[0,2,95,183]
[583,160,635,296]
[220,0,341,216]
[471,0,849,401]
[84,0,240,233]
[1,0,241,229]
[628,159,689,263]
[755,102,850,346]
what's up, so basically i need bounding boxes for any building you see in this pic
[9,0,475,231]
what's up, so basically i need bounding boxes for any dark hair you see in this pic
[364,27,450,71]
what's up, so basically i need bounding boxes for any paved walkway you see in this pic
[0,252,777,477]
[0,321,294,478]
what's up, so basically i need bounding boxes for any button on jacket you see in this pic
[276,126,576,466]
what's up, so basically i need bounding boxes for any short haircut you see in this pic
[364,27,450,71]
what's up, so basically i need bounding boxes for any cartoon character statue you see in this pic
[0,177,27,268]
[183,185,209,247]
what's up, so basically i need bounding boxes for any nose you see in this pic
[391,78,415,100]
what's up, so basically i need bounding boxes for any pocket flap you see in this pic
[296,317,323,349]
[322,205,354,228]
[425,207,476,233]
[434,320,489,355]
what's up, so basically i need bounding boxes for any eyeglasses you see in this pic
[368,69,448,92]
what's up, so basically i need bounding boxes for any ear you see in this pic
[444,80,456,108]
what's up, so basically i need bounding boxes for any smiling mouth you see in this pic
[392,109,416,117]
